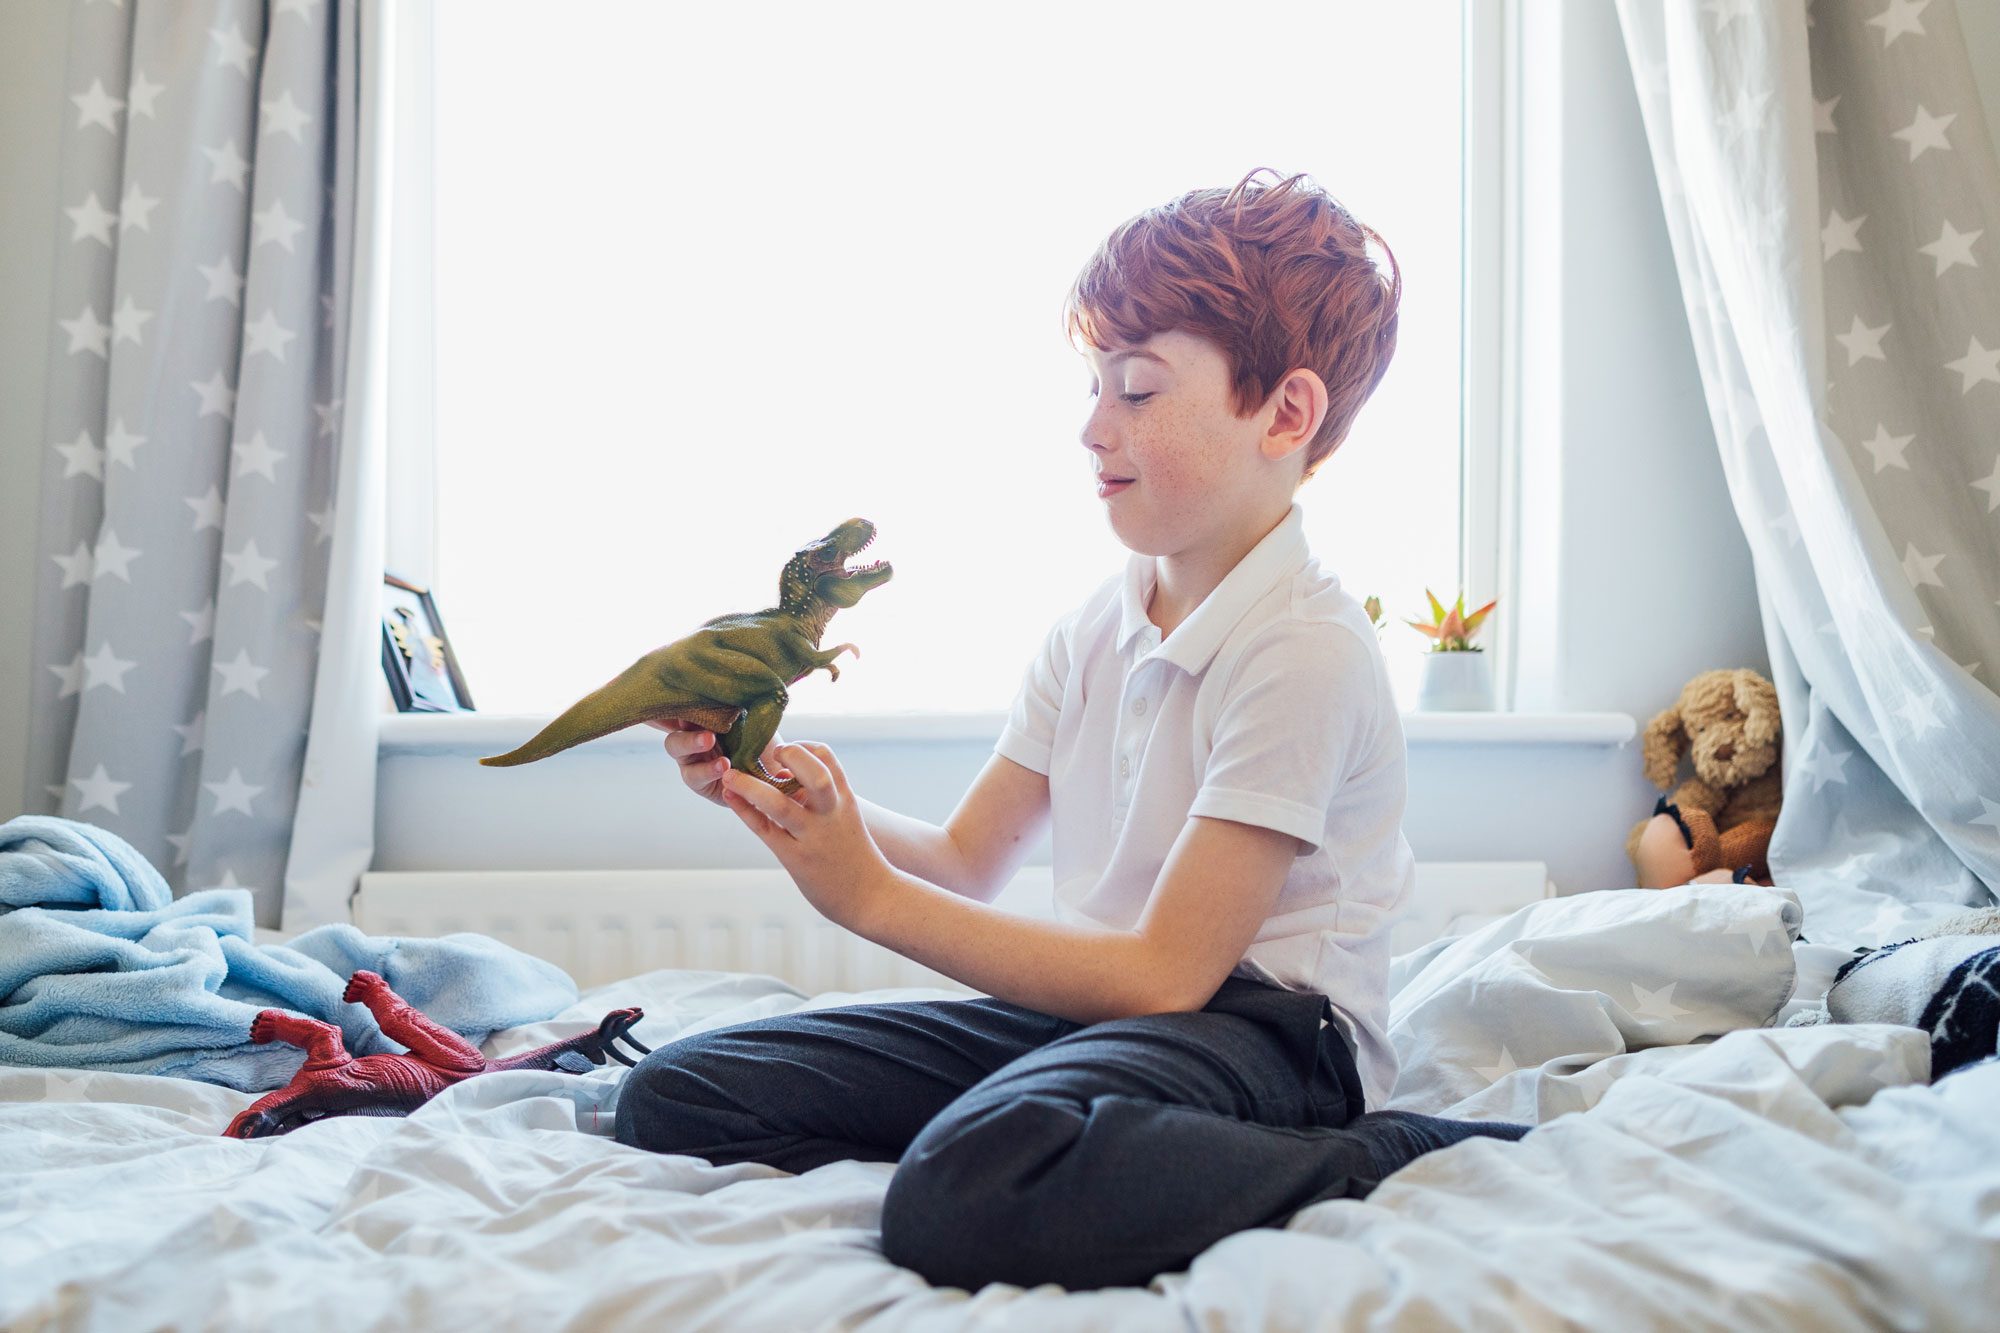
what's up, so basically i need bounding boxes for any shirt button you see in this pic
[1132,698,1146,716]
[1119,756,1130,778]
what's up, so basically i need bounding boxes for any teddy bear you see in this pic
[1626,667,1785,889]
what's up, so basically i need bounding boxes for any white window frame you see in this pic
[1462,0,1524,712]
[387,0,1531,737]
[384,0,439,593]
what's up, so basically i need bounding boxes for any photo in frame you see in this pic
[382,573,476,713]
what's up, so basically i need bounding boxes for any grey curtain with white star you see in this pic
[1615,0,1999,946]
[26,0,393,934]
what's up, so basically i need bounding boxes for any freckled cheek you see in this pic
[1129,423,1214,498]
[1137,453,1189,495]
[1128,417,1192,488]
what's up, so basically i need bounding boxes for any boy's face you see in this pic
[1079,328,1293,557]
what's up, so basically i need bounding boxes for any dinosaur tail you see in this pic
[478,668,682,767]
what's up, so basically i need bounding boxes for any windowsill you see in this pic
[380,708,1637,754]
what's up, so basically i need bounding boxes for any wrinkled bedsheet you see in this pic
[3,883,1995,1331]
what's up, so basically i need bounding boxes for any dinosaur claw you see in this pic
[342,970,386,1005]
[588,1009,652,1067]
[755,762,803,796]
[226,1110,280,1139]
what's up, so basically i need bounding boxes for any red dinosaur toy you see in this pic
[223,969,650,1139]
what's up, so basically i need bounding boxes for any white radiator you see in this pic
[353,862,1552,995]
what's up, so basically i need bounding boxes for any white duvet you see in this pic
[3,882,1995,1331]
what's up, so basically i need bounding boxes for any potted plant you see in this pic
[1406,589,1498,711]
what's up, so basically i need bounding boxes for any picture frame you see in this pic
[382,573,476,713]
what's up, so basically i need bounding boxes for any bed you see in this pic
[3,879,1995,1331]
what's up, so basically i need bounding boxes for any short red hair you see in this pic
[1062,167,1402,485]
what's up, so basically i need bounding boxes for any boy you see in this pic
[614,168,1530,1292]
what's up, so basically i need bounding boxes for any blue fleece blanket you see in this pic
[0,816,578,1092]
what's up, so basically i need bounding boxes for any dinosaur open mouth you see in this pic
[833,529,887,578]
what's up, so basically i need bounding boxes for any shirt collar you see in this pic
[1115,502,1311,675]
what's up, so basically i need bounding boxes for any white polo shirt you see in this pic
[993,500,1415,1110]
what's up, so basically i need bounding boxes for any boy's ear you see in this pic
[1261,367,1329,462]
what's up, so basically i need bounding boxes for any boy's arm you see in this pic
[855,752,1052,904]
[854,814,1299,1025]
[850,621,1359,1023]
[721,739,1295,1023]
[854,796,977,898]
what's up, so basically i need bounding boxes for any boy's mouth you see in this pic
[1096,476,1134,498]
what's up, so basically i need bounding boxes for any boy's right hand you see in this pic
[647,718,789,808]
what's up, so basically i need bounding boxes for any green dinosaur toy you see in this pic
[477,518,891,794]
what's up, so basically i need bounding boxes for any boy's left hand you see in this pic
[718,741,890,932]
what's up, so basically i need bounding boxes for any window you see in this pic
[429,0,1481,717]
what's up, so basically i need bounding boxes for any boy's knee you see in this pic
[878,1093,1089,1289]
[612,1041,725,1155]
[880,1157,1138,1291]
[880,1158,1044,1291]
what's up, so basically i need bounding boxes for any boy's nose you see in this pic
[1080,405,1119,449]
[1082,433,1124,467]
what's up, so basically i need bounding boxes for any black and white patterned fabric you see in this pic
[1920,944,2000,1078]
[1791,931,2000,1078]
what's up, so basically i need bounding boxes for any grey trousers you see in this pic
[611,975,1528,1291]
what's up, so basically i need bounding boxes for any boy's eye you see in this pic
[1121,393,1154,404]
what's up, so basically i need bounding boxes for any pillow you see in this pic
[1384,882,1803,1115]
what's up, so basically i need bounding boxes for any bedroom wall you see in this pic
[8,1,1999,890]
[1512,0,1771,715]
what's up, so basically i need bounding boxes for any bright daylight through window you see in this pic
[433,0,1466,717]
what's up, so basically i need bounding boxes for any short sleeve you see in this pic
[1188,622,1378,858]
[993,615,1072,776]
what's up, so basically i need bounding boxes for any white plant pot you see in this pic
[1415,650,1494,711]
